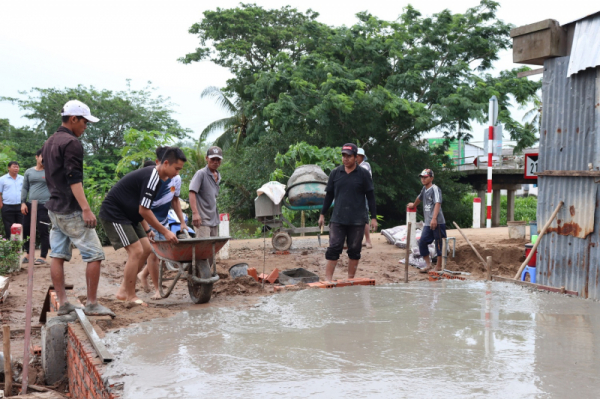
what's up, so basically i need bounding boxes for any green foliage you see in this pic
[458,193,537,227]
[183,1,541,222]
[0,238,24,274]
[501,195,537,225]
[2,81,191,168]
[199,87,251,150]
[0,137,18,172]
[117,129,176,174]
[271,142,339,181]
[0,119,44,170]
[83,159,118,194]
[83,187,110,246]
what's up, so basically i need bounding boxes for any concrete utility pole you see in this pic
[487,96,498,228]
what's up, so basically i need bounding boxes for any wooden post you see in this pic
[3,325,12,396]
[514,201,563,280]
[21,199,37,394]
[486,256,492,281]
[441,238,447,271]
[404,222,412,283]
[301,211,305,237]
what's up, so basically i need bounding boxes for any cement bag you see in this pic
[394,228,422,249]
[256,181,286,205]
[382,225,407,245]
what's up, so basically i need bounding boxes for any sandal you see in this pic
[419,266,432,274]
[34,258,47,265]
[22,257,29,264]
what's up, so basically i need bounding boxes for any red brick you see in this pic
[266,268,279,283]
[247,267,258,281]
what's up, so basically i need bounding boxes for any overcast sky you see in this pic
[1,0,597,145]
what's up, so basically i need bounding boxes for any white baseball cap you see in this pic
[357,147,368,160]
[61,100,100,123]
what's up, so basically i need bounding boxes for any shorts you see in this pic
[325,222,364,261]
[195,225,219,238]
[418,224,447,257]
[48,210,105,262]
[100,219,147,250]
[149,225,166,241]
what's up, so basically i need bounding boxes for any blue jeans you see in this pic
[418,224,446,257]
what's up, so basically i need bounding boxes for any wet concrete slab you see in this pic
[104,281,600,398]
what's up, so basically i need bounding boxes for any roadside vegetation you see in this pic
[0,0,541,242]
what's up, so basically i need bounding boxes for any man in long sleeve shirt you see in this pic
[42,100,114,317]
[318,143,377,281]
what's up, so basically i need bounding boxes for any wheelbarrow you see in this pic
[150,236,230,304]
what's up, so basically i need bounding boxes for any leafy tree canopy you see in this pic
[0,118,44,170]
[2,81,191,162]
[187,1,541,222]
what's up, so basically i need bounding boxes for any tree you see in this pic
[199,86,251,150]
[0,119,44,170]
[116,129,176,174]
[182,1,542,221]
[2,81,191,162]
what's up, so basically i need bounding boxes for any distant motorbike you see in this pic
[167,209,196,237]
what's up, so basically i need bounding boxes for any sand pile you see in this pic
[445,241,526,278]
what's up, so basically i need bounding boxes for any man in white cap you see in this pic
[357,148,373,249]
[42,100,114,317]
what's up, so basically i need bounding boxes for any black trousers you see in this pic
[1,204,23,239]
[23,202,51,258]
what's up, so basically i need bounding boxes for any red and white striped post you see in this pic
[486,96,497,229]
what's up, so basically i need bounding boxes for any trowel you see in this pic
[318,224,323,246]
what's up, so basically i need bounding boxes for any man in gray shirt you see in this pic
[407,168,446,273]
[21,149,51,264]
[189,146,223,238]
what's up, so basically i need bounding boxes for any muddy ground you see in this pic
[1,227,527,381]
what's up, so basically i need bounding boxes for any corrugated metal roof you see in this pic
[567,13,600,76]
[537,57,599,298]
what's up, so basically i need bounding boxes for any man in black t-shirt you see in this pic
[99,147,186,304]
[318,143,377,281]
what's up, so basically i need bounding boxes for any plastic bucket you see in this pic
[507,221,527,240]
[525,243,537,267]
[530,220,537,237]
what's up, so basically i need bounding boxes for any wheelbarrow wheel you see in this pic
[272,231,292,251]
[187,259,213,304]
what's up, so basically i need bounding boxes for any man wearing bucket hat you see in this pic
[42,100,114,317]
[319,143,377,281]
[407,168,446,273]
[357,148,374,249]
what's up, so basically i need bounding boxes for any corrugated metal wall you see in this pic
[537,56,600,298]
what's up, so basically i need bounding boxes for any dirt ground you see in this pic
[1,227,527,373]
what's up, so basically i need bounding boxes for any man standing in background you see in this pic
[189,146,223,268]
[357,148,373,249]
[0,161,24,238]
[189,146,222,238]
[21,149,51,265]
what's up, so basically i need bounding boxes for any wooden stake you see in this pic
[514,201,563,280]
[441,238,447,271]
[3,325,12,396]
[486,256,492,281]
[21,200,37,395]
[452,221,487,269]
[404,222,412,283]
